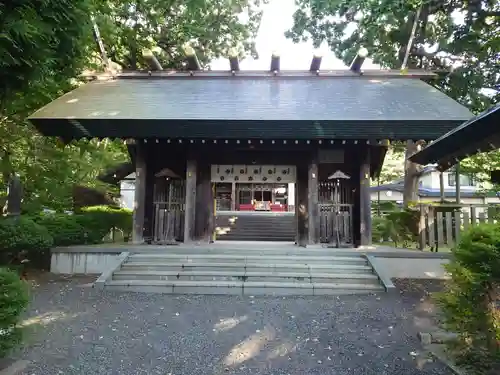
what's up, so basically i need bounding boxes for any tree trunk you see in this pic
[483,282,500,354]
[403,140,423,208]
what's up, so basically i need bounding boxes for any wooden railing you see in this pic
[418,204,500,250]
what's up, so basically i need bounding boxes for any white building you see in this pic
[370,165,498,205]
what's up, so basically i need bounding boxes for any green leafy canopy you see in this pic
[286,0,500,186]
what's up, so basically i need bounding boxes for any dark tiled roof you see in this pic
[410,104,500,170]
[29,75,472,140]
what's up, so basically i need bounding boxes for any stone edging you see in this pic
[0,360,30,375]
[51,246,125,254]
[418,332,467,375]
[364,254,397,294]
[368,251,452,259]
[94,252,130,289]
[51,245,453,259]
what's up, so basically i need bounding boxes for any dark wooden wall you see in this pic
[132,140,375,246]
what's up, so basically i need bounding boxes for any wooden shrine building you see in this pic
[28,54,472,247]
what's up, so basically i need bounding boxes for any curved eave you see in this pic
[409,104,500,170]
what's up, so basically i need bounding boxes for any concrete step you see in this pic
[216,228,295,233]
[215,237,294,242]
[135,247,356,257]
[216,231,295,236]
[216,221,294,227]
[127,253,368,265]
[113,270,380,284]
[104,279,383,295]
[121,262,372,274]
[217,233,295,238]
[216,216,295,221]
[217,224,294,228]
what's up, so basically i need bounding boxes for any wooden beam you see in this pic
[309,55,322,72]
[270,52,280,72]
[143,49,163,71]
[349,48,368,73]
[184,45,201,71]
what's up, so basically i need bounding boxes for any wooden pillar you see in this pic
[455,163,461,204]
[439,172,445,202]
[143,159,155,243]
[195,162,214,242]
[184,158,197,242]
[296,163,309,247]
[308,154,319,244]
[132,142,147,244]
[231,182,236,211]
[295,181,299,244]
[359,148,372,246]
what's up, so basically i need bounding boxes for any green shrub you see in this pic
[385,209,419,247]
[0,268,29,358]
[436,223,500,374]
[76,205,132,243]
[0,217,53,269]
[371,201,399,215]
[32,214,87,247]
[372,216,393,243]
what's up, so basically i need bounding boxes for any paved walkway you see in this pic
[16,278,452,375]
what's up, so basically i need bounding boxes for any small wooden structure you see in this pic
[410,104,500,170]
[28,53,472,247]
[411,103,500,250]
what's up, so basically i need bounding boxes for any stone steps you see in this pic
[136,246,351,257]
[127,253,367,265]
[103,250,386,295]
[214,236,295,242]
[113,269,380,284]
[121,262,373,274]
[215,214,295,241]
[104,279,383,296]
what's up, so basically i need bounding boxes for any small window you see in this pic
[448,173,456,186]
[448,173,476,187]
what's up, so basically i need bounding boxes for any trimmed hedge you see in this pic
[0,217,53,269]
[0,268,29,359]
[31,205,133,246]
[33,214,87,247]
[0,205,132,270]
[77,205,132,243]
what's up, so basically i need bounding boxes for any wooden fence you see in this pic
[418,204,500,250]
[319,203,353,244]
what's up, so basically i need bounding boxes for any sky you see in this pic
[210,0,379,71]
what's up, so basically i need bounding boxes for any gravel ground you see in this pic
[14,277,453,375]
